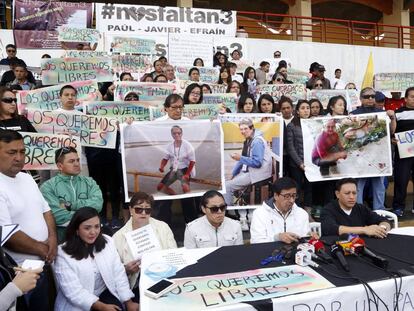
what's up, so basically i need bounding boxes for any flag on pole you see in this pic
[361,52,374,89]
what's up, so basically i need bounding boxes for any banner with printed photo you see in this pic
[149,104,220,120]
[83,101,162,122]
[307,89,361,112]
[58,27,100,43]
[41,57,113,85]
[96,4,236,37]
[120,120,224,201]
[219,113,283,207]
[374,73,414,92]
[26,109,118,149]
[395,129,414,159]
[17,80,100,113]
[111,55,154,74]
[22,132,81,170]
[256,84,307,104]
[202,93,237,112]
[145,265,333,311]
[114,81,176,101]
[14,0,93,49]
[301,113,392,182]
[111,36,156,54]
[175,66,219,83]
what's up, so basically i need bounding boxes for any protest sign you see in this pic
[149,104,220,120]
[27,109,118,149]
[202,93,237,112]
[175,80,227,95]
[17,80,100,113]
[114,82,176,101]
[112,55,154,74]
[395,129,414,159]
[307,89,361,112]
[175,66,219,83]
[374,73,414,92]
[145,265,333,311]
[121,120,224,201]
[22,132,81,170]
[112,36,156,54]
[168,34,214,67]
[288,68,309,84]
[125,224,161,260]
[64,50,109,58]
[41,57,113,85]
[256,83,307,104]
[83,101,161,122]
[14,0,93,49]
[302,113,392,182]
[58,26,100,43]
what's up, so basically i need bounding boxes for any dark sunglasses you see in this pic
[2,97,17,104]
[205,204,227,213]
[276,78,283,82]
[133,207,152,215]
[362,94,375,99]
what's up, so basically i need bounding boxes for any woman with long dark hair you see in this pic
[237,94,257,113]
[183,83,203,105]
[54,207,138,311]
[241,67,257,99]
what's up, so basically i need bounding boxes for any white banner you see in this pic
[96,4,236,37]
[169,34,213,67]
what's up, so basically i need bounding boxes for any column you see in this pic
[177,0,193,7]
[382,0,410,48]
[288,0,312,42]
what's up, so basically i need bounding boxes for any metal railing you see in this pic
[237,11,414,49]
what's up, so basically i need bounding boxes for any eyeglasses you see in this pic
[362,94,375,99]
[133,207,152,215]
[205,204,227,213]
[315,84,323,87]
[2,97,17,104]
[276,78,283,82]
[190,92,201,97]
[278,193,298,200]
[169,105,184,110]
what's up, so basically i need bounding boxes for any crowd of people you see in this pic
[0,40,412,311]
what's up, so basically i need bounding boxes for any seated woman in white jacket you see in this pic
[54,207,139,311]
[113,192,177,304]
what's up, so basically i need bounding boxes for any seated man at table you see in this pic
[40,147,103,241]
[250,177,310,244]
[184,190,243,248]
[321,178,391,237]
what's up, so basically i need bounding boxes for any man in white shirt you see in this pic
[55,85,83,114]
[155,94,190,122]
[184,190,243,248]
[0,129,57,309]
[250,177,310,244]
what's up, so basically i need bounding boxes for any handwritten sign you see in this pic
[307,89,361,111]
[112,36,156,54]
[125,224,161,260]
[41,57,113,85]
[374,73,414,92]
[202,93,237,112]
[17,80,100,113]
[112,54,154,74]
[83,101,162,122]
[256,83,307,104]
[147,266,334,310]
[22,132,81,170]
[64,50,108,58]
[175,66,219,83]
[288,68,309,85]
[114,81,176,101]
[175,80,227,95]
[149,104,220,120]
[395,129,414,159]
[26,109,118,149]
[58,26,100,43]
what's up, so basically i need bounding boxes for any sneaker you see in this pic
[240,218,249,231]
[393,209,404,217]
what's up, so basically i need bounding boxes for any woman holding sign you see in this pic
[54,207,139,311]
[113,192,177,304]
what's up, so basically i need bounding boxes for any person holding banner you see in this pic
[193,58,204,67]
[258,94,277,114]
[56,85,82,114]
[0,87,36,132]
[242,67,257,99]
[5,62,35,91]
[237,94,257,113]
[326,95,348,116]
[150,59,164,80]
[188,67,200,82]
[183,83,203,105]
[218,67,232,87]
[113,192,177,304]
[163,64,176,83]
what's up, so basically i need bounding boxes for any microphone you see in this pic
[308,239,333,263]
[350,237,388,269]
[295,250,319,268]
[297,243,320,263]
[330,244,350,271]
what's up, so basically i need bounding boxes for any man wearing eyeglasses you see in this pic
[250,177,310,244]
[0,44,17,65]
[184,190,243,248]
[40,147,103,241]
[351,87,396,211]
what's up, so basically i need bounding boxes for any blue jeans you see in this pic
[357,177,385,210]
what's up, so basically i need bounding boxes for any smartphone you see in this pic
[144,279,177,299]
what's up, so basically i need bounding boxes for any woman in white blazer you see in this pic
[54,207,139,311]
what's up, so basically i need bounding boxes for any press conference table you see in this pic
[140,230,414,311]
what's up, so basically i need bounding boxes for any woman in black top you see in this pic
[0,87,36,132]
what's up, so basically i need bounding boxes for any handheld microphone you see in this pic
[295,250,319,268]
[350,237,388,269]
[297,243,321,263]
[308,239,333,263]
[330,244,350,271]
